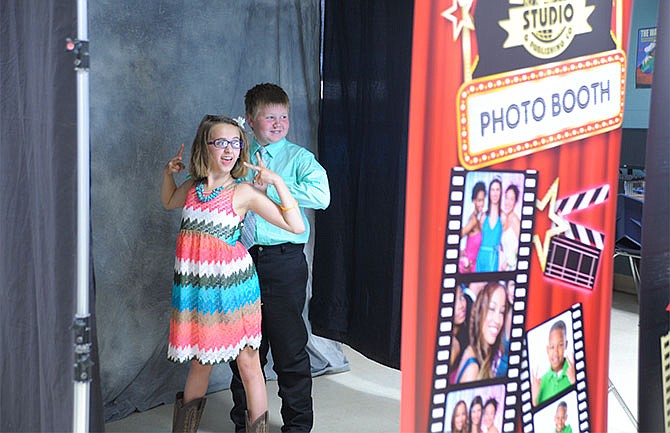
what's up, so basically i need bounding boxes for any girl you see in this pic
[475,178,503,272]
[161,115,304,433]
[459,181,486,273]
[468,396,483,433]
[499,184,520,272]
[482,398,500,433]
[453,282,507,383]
[450,400,469,433]
[449,284,471,383]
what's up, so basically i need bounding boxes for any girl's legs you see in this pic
[236,347,267,422]
[184,360,213,403]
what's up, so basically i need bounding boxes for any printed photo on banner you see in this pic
[533,391,580,433]
[636,27,656,88]
[449,280,514,385]
[527,310,576,408]
[444,383,506,433]
[459,170,526,274]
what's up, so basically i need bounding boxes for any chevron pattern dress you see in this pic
[167,184,261,365]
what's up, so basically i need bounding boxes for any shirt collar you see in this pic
[552,359,569,379]
[251,137,287,160]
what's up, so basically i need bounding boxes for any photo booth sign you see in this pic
[401,1,632,432]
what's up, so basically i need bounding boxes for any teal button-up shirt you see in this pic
[245,137,330,245]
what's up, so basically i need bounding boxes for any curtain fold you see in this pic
[0,1,104,431]
[638,1,669,431]
[310,0,414,369]
[89,0,346,422]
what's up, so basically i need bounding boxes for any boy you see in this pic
[554,401,573,433]
[531,320,576,406]
[229,83,330,432]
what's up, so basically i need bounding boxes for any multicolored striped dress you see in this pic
[167,183,261,365]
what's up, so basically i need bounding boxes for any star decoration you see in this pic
[441,0,475,41]
[533,177,571,271]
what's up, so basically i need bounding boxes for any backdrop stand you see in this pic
[68,0,92,431]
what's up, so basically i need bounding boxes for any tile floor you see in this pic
[106,291,639,433]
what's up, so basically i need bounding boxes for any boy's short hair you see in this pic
[245,83,290,118]
[549,320,567,339]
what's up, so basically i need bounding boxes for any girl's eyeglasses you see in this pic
[207,139,244,149]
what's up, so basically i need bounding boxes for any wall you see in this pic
[619,0,659,168]
[623,0,659,129]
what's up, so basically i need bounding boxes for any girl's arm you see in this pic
[238,162,305,234]
[457,346,480,383]
[460,212,478,237]
[513,214,521,237]
[161,144,192,209]
[459,360,480,383]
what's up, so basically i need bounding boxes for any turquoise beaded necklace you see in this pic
[195,181,232,202]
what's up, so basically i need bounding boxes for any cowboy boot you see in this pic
[245,410,269,433]
[172,392,207,433]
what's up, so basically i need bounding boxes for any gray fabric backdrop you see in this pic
[89,0,347,421]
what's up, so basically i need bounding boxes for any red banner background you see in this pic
[401,1,632,432]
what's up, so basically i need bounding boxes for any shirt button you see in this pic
[258,246,264,252]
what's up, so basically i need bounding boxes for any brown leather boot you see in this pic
[172,392,207,433]
[245,410,269,433]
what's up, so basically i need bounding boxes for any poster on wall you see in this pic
[635,26,656,88]
[401,1,632,432]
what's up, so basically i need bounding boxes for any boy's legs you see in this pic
[230,243,312,432]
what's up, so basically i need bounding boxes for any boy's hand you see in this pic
[164,143,186,175]
[566,350,576,384]
[531,365,541,406]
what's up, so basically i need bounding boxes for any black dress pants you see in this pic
[230,243,313,432]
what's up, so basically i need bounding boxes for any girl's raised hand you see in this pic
[244,151,276,190]
[165,143,186,175]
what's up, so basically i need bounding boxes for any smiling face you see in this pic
[207,123,242,174]
[482,402,496,428]
[502,187,518,214]
[489,180,502,206]
[247,103,290,146]
[453,402,467,431]
[474,190,486,214]
[470,402,482,427]
[482,286,506,346]
[554,405,567,432]
[455,285,467,325]
[547,328,567,372]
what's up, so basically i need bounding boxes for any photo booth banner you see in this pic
[401,1,632,432]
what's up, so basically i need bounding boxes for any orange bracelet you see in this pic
[280,200,299,211]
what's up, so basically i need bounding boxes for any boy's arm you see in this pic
[289,154,330,210]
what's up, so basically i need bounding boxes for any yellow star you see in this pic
[533,177,571,271]
[441,0,475,41]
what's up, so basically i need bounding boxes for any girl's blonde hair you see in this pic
[189,115,249,181]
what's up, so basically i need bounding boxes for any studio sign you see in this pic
[499,0,595,59]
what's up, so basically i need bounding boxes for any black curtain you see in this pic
[311,0,414,368]
[0,1,104,432]
[638,1,669,431]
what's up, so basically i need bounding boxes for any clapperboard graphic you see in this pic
[428,168,538,433]
[544,184,609,289]
[520,304,590,433]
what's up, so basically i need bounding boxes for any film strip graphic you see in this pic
[520,304,590,432]
[428,168,538,433]
[661,332,670,432]
[545,184,609,289]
